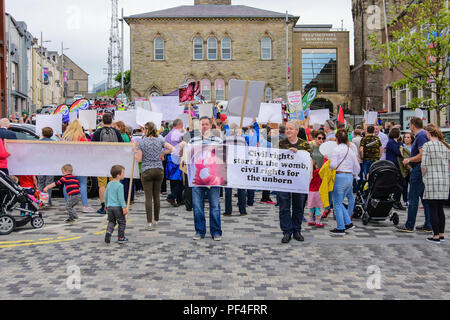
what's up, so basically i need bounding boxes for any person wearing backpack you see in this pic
[92,113,124,214]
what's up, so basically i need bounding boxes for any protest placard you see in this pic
[287,91,302,105]
[309,109,330,125]
[36,114,63,137]
[227,116,253,127]
[198,104,213,118]
[257,103,282,124]
[115,110,140,129]
[69,112,78,123]
[227,80,265,120]
[364,111,378,124]
[136,108,163,130]
[150,96,185,121]
[78,110,97,130]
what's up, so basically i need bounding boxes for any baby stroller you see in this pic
[353,160,402,226]
[0,171,44,235]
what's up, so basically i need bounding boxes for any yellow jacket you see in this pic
[319,160,336,208]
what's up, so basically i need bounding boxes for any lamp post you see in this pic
[40,32,51,108]
[61,42,69,103]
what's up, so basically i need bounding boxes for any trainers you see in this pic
[308,221,316,226]
[416,226,433,233]
[266,201,276,205]
[118,237,129,243]
[426,237,441,244]
[293,232,304,242]
[213,235,222,241]
[321,209,331,220]
[83,207,97,213]
[281,234,292,244]
[65,218,76,224]
[345,223,356,230]
[97,208,106,215]
[105,233,111,244]
[146,224,154,231]
[315,222,325,228]
[153,221,159,229]
[240,213,248,216]
[440,237,445,242]
[396,225,414,233]
[192,233,203,240]
[330,228,346,236]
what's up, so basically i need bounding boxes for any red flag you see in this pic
[338,105,345,124]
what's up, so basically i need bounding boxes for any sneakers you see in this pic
[440,237,445,242]
[97,207,107,215]
[416,226,433,233]
[330,228,346,236]
[321,209,331,220]
[308,221,316,226]
[239,213,248,216]
[146,224,154,231]
[393,202,406,211]
[105,232,111,244]
[426,237,441,244]
[213,235,222,241]
[83,207,97,213]
[281,234,292,244]
[153,221,159,229]
[266,201,276,205]
[118,237,129,243]
[65,218,77,224]
[345,223,356,230]
[293,232,304,242]
[192,233,203,240]
[396,225,414,233]
[315,222,325,228]
[167,199,179,207]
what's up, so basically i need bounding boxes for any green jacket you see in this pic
[398,146,411,178]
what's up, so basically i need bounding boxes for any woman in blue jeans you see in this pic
[329,129,361,236]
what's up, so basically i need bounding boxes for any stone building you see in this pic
[59,54,89,99]
[351,0,410,113]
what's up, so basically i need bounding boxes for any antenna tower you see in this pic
[107,0,121,90]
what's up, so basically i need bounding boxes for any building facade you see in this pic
[59,54,89,99]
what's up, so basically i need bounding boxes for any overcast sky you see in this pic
[6,0,354,92]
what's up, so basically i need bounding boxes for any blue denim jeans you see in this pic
[224,188,246,215]
[406,165,431,230]
[63,176,88,207]
[362,160,375,179]
[333,173,354,230]
[278,192,307,236]
[247,190,255,206]
[192,187,222,238]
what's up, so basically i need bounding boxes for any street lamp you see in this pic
[61,42,69,101]
[40,32,51,108]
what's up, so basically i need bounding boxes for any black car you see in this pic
[7,124,99,198]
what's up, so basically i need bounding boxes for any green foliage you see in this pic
[98,87,121,98]
[115,70,131,98]
[369,0,449,116]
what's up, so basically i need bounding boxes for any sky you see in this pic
[5,0,354,93]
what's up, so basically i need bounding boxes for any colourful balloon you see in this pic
[70,99,90,113]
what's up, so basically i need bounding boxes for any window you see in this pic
[265,87,272,102]
[74,81,79,92]
[207,37,217,60]
[221,37,231,60]
[150,91,160,97]
[391,89,397,112]
[399,85,407,108]
[261,37,272,60]
[201,79,211,102]
[154,37,164,60]
[302,49,337,92]
[215,79,225,101]
[69,69,74,80]
[193,37,203,60]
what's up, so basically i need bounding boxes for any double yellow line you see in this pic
[0,236,82,249]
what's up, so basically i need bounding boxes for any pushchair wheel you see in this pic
[391,212,399,226]
[362,213,370,226]
[0,215,16,235]
[31,217,44,229]
[353,205,364,219]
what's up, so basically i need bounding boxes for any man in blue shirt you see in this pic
[396,117,432,233]
[0,119,17,140]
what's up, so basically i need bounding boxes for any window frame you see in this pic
[193,37,204,60]
[154,37,165,61]
[261,37,272,60]
[207,37,218,61]
[221,37,231,60]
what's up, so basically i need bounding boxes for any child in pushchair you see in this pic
[0,170,44,235]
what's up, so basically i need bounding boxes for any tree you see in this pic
[369,0,449,125]
[115,70,131,98]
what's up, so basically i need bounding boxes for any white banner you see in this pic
[150,96,185,121]
[186,145,311,193]
[136,108,163,130]
[198,104,213,118]
[78,110,97,130]
[227,80,265,118]
[258,103,282,124]
[115,110,140,130]
[36,114,62,137]
[287,91,302,105]
[309,109,330,125]
[5,140,140,178]
[364,111,378,125]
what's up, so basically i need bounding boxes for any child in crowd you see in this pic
[37,127,55,207]
[308,160,324,228]
[18,175,38,216]
[44,164,81,223]
[104,165,128,244]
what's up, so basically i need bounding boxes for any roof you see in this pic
[125,5,298,20]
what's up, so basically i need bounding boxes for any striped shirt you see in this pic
[55,174,80,196]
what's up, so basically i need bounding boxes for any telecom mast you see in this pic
[107,0,121,90]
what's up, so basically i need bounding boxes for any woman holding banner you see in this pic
[278,121,312,244]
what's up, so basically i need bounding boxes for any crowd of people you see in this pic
[0,112,448,245]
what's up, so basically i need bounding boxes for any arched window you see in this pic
[150,91,160,97]
[74,81,79,92]
[201,79,211,102]
[193,37,203,60]
[154,37,164,60]
[261,37,272,60]
[265,87,272,102]
[215,79,225,101]
[207,37,217,60]
[69,69,74,80]
[221,37,231,60]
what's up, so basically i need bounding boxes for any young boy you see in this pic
[44,164,81,223]
[104,165,129,244]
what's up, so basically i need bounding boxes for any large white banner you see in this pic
[150,96,185,121]
[136,108,163,130]
[115,110,140,130]
[186,145,311,193]
[309,109,330,125]
[36,114,62,137]
[5,140,140,178]
[78,110,97,130]
[258,103,282,124]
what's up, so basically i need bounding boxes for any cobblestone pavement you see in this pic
[0,191,448,300]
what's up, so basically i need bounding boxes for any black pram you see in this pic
[0,171,44,235]
[353,160,402,226]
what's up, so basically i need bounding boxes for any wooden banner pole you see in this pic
[240,80,250,129]
[126,154,136,220]
[188,104,193,129]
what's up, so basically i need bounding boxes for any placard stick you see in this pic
[240,80,250,129]
[126,154,136,219]
[141,100,144,109]
[295,104,300,125]
[188,104,193,129]
[148,96,153,112]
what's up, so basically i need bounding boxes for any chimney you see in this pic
[194,0,231,5]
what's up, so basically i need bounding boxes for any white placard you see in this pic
[227,80,265,118]
[78,110,98,130]
[364,111,378,124]
[136,108,163,130]
[198,104,213,118]
[150,96,185,121]
[5,141,140,178]
[287,91,303,105]
[135,99,150,110]
[69,112,78,123]
[257,103,282,124]
[227,116,253,127]
[309,109,330,125]
[115,110,139,129]
[36,114,63,137]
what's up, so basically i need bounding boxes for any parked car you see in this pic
[8,123,99,198]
